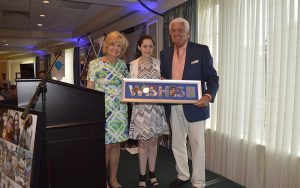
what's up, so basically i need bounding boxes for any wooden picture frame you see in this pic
[15,72,21,79]
[121,78,202,103]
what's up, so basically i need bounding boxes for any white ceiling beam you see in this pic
[73,6,131,37]
[63,0,137,7]
[0,29,72,39]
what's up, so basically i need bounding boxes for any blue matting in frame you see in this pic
[121,78,202,104]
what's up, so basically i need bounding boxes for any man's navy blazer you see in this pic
[160,41,219,122]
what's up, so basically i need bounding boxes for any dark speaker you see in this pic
[20,64,35,79]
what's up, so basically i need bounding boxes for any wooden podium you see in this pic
[16,79,106,188]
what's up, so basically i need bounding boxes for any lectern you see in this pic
[16,79,106,188]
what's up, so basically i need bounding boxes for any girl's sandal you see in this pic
[138,174,147,188]
[149,171,159,187]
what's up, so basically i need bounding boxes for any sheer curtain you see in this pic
[266,0,300,187]
[197,0,219,131]
[198,0,300,188]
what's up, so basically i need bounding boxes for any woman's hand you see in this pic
[86,80,95,89]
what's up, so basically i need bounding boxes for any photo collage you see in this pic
[0,107,37,188]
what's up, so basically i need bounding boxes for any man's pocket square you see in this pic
[191,60,199,64]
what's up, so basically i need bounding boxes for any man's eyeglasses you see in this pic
[170,29,186,34]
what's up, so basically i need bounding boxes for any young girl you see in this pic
[129,35,169,188]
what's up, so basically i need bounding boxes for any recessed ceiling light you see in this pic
[4,43,8,46]
[43,1,50,4]
[40,14,46,17]
[37,24,43,27]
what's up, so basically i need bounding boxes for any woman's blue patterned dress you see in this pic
[88,58,128,144]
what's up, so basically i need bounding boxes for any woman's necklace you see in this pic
[103,56,117,64]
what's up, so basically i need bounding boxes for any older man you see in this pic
[160,17,219,188]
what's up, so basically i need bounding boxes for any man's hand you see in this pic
[194,95,210,107]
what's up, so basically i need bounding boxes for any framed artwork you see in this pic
[121,78,202,103]
[16,72,21,79]
[147,20,159,58]
[51,51,65,81]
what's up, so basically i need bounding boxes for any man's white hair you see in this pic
[169,17,190,32]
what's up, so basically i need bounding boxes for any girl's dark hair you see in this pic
[135,35,155,58]
[137,35,155,47]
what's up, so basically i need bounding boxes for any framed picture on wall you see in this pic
[15,72,21,79]
[147,20,159,58]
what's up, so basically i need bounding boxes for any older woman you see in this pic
[87,31,129,188]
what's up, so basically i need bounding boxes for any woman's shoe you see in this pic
[149,171,159,187]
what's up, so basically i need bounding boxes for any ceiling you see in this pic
[0,0,186,60]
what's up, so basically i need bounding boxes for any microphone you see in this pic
[21,50,63,120]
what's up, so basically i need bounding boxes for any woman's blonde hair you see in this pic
[102,31,129,58]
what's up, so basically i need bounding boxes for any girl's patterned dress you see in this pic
[129,57,169,140]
